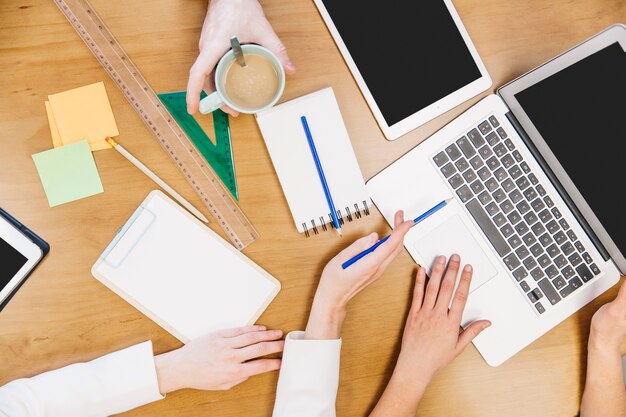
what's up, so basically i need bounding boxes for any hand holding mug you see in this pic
[186,0,295,116]
[196,44,285,115]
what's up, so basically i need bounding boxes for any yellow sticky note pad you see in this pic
[48,82,118,151]
[45,101,64,148]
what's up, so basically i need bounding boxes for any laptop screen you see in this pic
[513,42,626,255]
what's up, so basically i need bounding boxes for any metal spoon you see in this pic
[230,36,247,68]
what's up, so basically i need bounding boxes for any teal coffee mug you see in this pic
[199,44,286,115]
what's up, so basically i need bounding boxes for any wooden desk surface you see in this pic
[1,1,624,416]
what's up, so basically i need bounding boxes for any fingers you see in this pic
[410,267,427,313]
[337,232,380,262]
[455,320,491,355]
[380,213,413,251]
[236,340,284,361]
[216,325,266,338]
[186,66,210,114]
[393,210,404,228]
[373,240,407,277]
[255,20,296,74]
[346,211,411,274]
[369,212,410,272]
[449,264,473,321]
[229,329,283,348]
[435,254,461,312]
[186,47,228,114]
[242,358,282,377]
[422,255,446,310]
[336,210,410,274]
[223,358,282,389]
[362,215,413,266]
[220,104,240,117]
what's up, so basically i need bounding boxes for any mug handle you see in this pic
[199,91,225,114]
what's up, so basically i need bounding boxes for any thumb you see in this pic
[336,232,379,263]
[393,210,405,228]
[255,23,296,74]
[186,47,227,114]
[456,320,491,355]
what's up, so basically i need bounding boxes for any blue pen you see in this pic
[341,199,451,269]
[301,116,342,236]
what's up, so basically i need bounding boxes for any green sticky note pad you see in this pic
[32,140,104,207]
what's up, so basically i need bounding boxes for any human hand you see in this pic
[154,325,283,394]
[589,279,626,354]
[393,255,491,385]
[305,210,413,340]
[186,0,296,115]
[580,279,626,417]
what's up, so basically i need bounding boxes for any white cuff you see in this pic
[81,340,165,413]
[273,331,342,417]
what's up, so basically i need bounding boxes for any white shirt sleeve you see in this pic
[272,331,342,417]
[0,341,164,417]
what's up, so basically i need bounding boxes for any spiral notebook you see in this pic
[256,87,371,236]
[92,191,280,343]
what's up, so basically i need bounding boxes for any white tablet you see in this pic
[0,212,45,308]
[313,0,492,140]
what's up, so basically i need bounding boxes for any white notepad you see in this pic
[256,87,371,234]
[92,191,280,343]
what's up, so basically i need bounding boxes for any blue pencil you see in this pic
[341,199,451,269]
[301,116,342,236]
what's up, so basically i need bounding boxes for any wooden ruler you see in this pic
[54,0,259,250]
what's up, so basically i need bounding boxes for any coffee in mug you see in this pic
[223,54,279,109]
[198,44,286,115]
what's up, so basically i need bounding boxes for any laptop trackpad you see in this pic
[414,215,498,293]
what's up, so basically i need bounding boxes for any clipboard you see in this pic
[92,190,280,343]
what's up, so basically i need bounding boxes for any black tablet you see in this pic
[0,208,49,310]
[313,0,492,139]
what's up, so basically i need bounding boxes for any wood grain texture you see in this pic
[0,1,624,416]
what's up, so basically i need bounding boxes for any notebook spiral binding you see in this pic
[302,200,371,237]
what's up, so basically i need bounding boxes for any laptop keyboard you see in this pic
[432,115,601,315]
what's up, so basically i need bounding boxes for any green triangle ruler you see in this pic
[157,91,238,200]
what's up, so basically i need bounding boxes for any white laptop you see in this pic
[367,25,625,366]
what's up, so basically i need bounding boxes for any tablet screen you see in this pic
[514,42,626,255]
[320,1,482,126]
[0,237,28,289]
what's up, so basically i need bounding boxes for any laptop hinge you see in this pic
[504,111,610,262]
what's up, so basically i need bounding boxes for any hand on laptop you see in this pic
[580,279,626,417]
[396,255,491,379]
[370,255,491,417]
[154,325,283,394]
[186,0,296,115]
[305,210,413,340]
[589,279,626,352]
